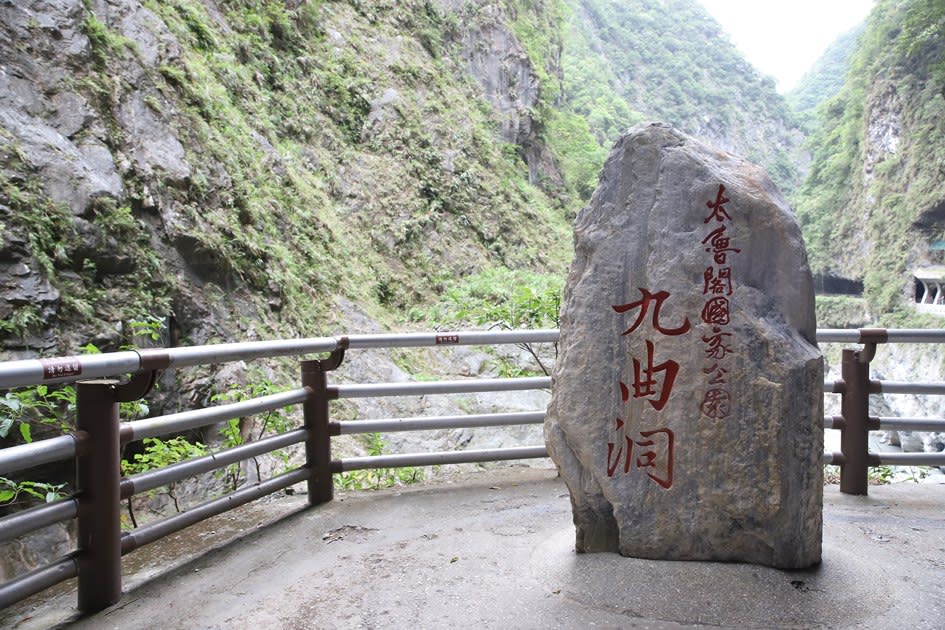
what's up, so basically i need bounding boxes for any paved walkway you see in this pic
[7,467,945,629]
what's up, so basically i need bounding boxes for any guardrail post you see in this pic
[75,380,123,612]
[839,348,871,495]
[301,344,345,506]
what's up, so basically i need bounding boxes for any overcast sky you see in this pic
[699,0,876,92]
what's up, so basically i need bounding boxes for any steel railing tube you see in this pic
[875,381,945,395]
[123,429,308,498]
[160,337,338,369]
[825,380,845,394]
[0,434,77,476]
[874,452,945,466]
[336,445,549,471]
[884,329,945,343]
[876,417,945,432]
[338,411,545,435]
[0,498,78,543]
[815,329,865,344]
[0,352,141,389]
[122,468,309,555]
[344,329,559,349]
[815,328,945,344]
[335,377,551,399]
[7,327,945,391]
[124,388,310,443]
[0,339,339,390]
[0,557,77,610]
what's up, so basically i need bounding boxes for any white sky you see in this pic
[699,0,876,92]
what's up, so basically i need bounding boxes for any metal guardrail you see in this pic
[1,327,945,614]
[0,330,559,389]
[0,329,555,613]
[819,329,945,493]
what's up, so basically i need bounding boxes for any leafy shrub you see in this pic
[413,266,563,330]
[334,432,424,491]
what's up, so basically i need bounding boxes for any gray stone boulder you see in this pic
[545,123,823,569]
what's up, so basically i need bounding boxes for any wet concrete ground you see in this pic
[6,466,945,629]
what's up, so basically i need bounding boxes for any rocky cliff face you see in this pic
[0,0,572,361]
[447,1,561,186]
[795,0,945,316]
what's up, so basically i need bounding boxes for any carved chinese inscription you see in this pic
[700,184,740,419]
[602,183,741,488]
[608,289,690,488]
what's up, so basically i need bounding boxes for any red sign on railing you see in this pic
[40,357,82,380]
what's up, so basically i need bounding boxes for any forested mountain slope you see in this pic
[559,0,805,195]
[794,0,945,316]
[788,24,865,115]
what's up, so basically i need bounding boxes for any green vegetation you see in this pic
[83,13,137,69]
[794,0,945,316]
[558,0,803,196]
[210,377,299,491]
[412,266,562,330]
[0,132,79,340]
[0,477,66,506]
[815,296,869,329]
[788,24,865,115]
[141,0,571,328]
[411,267,561,374]
[121,436,208,524]
[334,432,425,491]
[0,385,76,445]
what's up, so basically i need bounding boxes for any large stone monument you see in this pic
[545,123,823,569]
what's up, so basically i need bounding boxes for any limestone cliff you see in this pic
[795,0,945,316]
[0,0,572,359]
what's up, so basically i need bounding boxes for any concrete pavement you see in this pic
[6,466,945,629]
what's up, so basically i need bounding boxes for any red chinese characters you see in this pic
[607,288,688,489]
[700,184,739,419]
[606,381,675,488]
[705,184,732,223]
[613,289,692,337]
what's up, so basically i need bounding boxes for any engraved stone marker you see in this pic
[545,123,823,569]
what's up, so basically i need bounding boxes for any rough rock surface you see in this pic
[545,123,823,569]
[446,0,561,187]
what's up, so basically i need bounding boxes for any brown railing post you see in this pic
[839,348,871,495]
[75,380,123,612]
[301,344,345,506]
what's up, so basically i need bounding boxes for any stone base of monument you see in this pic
[545,123,823,569]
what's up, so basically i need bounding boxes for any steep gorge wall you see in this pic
[795,0,945,316]
[0,0,571,361]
